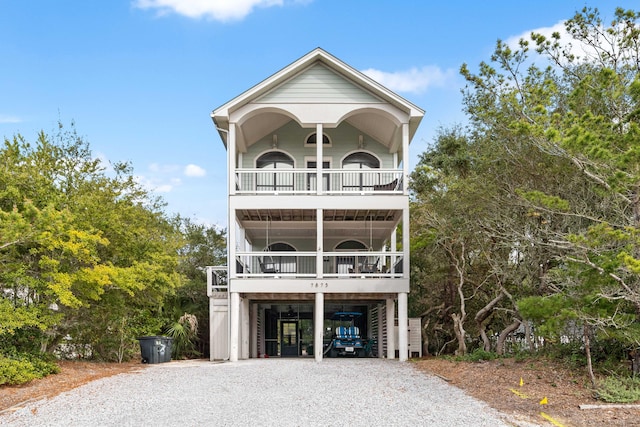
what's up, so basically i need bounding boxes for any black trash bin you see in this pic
[138,336,173,364]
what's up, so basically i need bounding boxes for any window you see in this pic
[264,243,296,273]
[306,159,331,191]
[341,152,380,191]
[256,151,294,192]
[305,133,331,147]
[342,152,380,169]
[256,151,294,169]
[335,240,367,275]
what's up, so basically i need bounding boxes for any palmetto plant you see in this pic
[166,313,200,359]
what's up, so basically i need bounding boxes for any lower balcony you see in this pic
[234,251,404,279]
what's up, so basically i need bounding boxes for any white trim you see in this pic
[303,156,332,167]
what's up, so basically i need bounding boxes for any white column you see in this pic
[402,206,410,278]
[229,292,240,362]
[316,123,323,196]
[228,123,236,196]
[402,123,409,196]
[398,292,408,362]
[386,298,395,359]
[317,208,323,278]
[229,216,237,278]
[391,229,397,273]
[241,297,250,359]
[315,292,324,361]
[209,296,215,361]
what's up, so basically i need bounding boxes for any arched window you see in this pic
[342,152,380,191]
[255,151,294,192]
[262,243,296,274]
[267,242,295,251]
[342,152,380,169]
[256,151,294,169]
[335,240,367,275]
[336,240,367,250]
[305,133,331,146]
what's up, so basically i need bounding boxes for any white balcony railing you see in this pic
[234,251,404,278]
[235,169,403,195]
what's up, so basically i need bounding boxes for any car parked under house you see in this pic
[209,48,424,362]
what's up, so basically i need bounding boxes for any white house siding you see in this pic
[256,64,382,104]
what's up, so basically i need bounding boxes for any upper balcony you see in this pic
[235,168,403,195]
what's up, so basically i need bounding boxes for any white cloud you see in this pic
[154,183,174,193]
[361,66,457,95]
[505,21,566,51]
[505,20,603,64]
[184,163,207,177]
[135,175,182,193]
[133,0,287,22]
[149,162,180,173]
[0,114,22,124]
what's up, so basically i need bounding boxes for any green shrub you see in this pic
[0,354,60,386]
[597,375,640,403]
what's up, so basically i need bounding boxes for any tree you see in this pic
[164,218,227,358]
[451,6,640,380]
[0,123,183,362]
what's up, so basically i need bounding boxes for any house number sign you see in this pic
[311,282,329,288]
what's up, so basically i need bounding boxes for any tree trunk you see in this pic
[584,323,597,388]
[475,293,504,352]
[421,318,431,356]
[630,349,640,377]
[451,313,467,356]
[496,318,521,355]
[524,320,533,352]
[478,320,491,352]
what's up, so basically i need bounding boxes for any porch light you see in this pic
[272,134,278,149]
[358,134,364,149]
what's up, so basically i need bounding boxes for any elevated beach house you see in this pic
[209,48,424,362]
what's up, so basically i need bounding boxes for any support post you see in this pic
[315,292,324,362]
[229,292,240,362]
[386,298,395,359]
[316,123,323,196]
[317,208,323,278]
[398,292,408,362]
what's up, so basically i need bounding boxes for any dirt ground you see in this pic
[1,357,639,426]
[415,357,640,426]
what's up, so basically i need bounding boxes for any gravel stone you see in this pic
[4,358,517,426]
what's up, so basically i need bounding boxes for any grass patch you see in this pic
[596,375,640,403]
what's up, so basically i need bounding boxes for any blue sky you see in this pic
[1,1,636,228]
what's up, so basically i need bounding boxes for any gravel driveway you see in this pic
[4,358,521,426]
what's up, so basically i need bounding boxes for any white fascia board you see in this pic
[230,277,410,294]
[229,195,408,211]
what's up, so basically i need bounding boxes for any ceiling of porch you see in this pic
[238,208,401,241]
